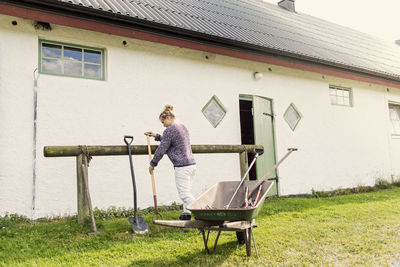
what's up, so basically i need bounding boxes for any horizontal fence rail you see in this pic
[43,145,263,157]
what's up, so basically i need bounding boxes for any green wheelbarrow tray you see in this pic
[188,180,274,222]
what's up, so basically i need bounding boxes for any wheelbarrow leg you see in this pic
[251,226,258,257]
[201,229,222,254]
[201,230,210,254]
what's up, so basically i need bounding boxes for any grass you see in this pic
[1,188,400,266]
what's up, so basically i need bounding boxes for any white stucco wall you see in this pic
[0,15,398,218]
[0,19,37,217]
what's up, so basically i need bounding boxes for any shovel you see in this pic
[146,135,162,218]
[124,136,150,234]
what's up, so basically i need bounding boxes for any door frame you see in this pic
[239,94,280,196]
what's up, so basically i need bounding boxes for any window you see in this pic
[284,103,302,131]
[202,95,227,128]
[329,85,352,107]
[389,103,400,135]
[39,40,104,80]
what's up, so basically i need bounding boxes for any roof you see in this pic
[5,0,400,81]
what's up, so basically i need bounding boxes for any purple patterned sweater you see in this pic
[150,123,196,167]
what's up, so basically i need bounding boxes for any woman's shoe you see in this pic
[179,213,191,220]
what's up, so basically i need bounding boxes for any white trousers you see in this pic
[174,165,196,214]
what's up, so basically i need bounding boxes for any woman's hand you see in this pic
[149,165,155,174]
[144,132,156,137]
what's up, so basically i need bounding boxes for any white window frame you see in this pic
[389,103,400,136]
[329,85,353,107]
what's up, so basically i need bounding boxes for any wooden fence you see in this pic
[43,144,262,224]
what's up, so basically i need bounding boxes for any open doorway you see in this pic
[239,99,257,180]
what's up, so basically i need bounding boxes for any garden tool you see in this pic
[225,148,264,209]
[124,135,150,234]
[146,135,162,218]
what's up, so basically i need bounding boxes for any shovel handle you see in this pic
[147,136,159,214]
[124,135,134,145]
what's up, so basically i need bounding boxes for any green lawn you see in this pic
[1,188,400,266]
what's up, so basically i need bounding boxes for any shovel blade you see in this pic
[128,217,150,234]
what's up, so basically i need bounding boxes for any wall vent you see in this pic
[278,0,295,12]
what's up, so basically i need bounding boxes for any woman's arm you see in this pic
[145,131,162,141]
[150,129,172,167]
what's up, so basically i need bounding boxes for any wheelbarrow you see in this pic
[154,180,274,256]
[153,148,297,256]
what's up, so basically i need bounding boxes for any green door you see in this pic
[252,96,277,196]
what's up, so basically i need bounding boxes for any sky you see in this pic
[262,0,399,43]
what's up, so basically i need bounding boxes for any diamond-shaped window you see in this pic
[284,103,302,131]
[202,95,227,128]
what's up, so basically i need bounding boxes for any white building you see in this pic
[1,0,400,218]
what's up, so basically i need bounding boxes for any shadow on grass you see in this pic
[259,187,400,217]
[128,240,238,267]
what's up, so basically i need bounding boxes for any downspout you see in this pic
[384,87,394,182]
[32,68,39,219]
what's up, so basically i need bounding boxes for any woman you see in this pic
[145,105,196,220]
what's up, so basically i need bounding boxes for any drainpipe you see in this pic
[31,68,39,219]
[384,87,394,184]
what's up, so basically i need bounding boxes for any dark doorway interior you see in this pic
[239,99,257,180]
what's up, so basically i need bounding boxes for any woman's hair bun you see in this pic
[164,104,174,112]
[159,104,175,120]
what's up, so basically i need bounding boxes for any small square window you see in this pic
[329,85,352,107]
[202,95,227,128]
[389,103,400,135]
[284,103,302,131]
[39,40,104,80]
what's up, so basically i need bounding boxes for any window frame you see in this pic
[39,39,105,80]
[283,103,302,131]
[201,95,227,128]
[329,85,353,107]
[388,102,400,136]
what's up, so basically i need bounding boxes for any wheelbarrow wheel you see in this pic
[245,228,252,256]
[236,231,245,245]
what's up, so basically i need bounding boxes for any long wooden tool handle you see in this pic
[147,136,159,214]
[248,148,298,198]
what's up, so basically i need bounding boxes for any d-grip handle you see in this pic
[124,135,134,145]
[254,148,264,156]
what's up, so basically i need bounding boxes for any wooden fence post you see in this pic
[239,151,249,181]
[77,154,89,224]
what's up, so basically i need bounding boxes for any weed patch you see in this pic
[311,179,400,198]
[0,213,30,228]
